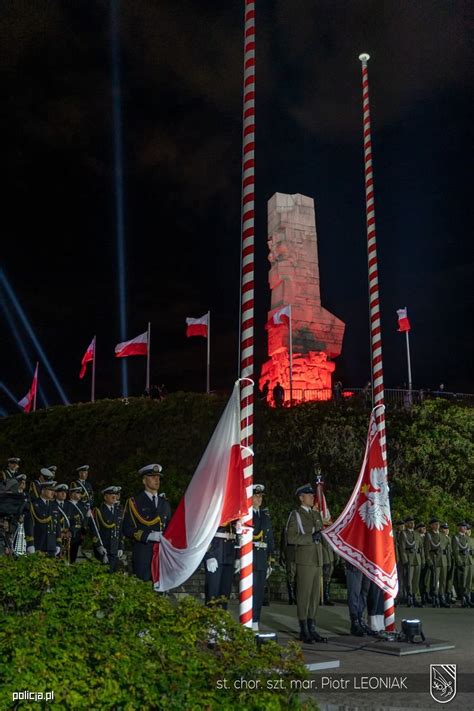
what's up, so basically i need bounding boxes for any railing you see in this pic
[277,387,474,407]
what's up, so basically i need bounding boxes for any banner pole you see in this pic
[359,53,395,632]
[146,322,151,394]
[91,336,96,403]
[206,311,211,394]
[33,362,38,412]
[289,304,293,405]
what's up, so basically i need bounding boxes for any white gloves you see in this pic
[55,546,61,556]
[206,557,218,573]
[147,531,162,543]
[266,565,273,579]
[86,509,92,518]
[234,558,241,573]
[27,545,35,554]
[117,550,123,558]
[97,546,107,556]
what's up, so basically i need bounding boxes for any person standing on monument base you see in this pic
[272,382,285,408]
[286,484,327,644]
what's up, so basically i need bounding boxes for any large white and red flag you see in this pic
[18,363,38,413]
[151,382,248,591]
[79,337,95,379]
[396,308,411,333]
[114,331,148,358]
[265,305,290,330]
[186,313,208,338]
[322,407,398,599]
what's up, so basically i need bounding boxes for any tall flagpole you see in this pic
[146,322,151,394]
[404,308,412,391]
[289,304,293,405]
[33,362,38,412]
[359,53,395,632]
[239,0,255,629]
[91,336,96,403]
[206,311,211,394]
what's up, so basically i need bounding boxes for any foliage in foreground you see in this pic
[0,556,315,711]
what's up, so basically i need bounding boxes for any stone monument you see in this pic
[260,192,345,404]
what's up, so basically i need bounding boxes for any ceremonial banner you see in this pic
[322,408,398,598]
[114,331,148,358]
[316,484,331,523]
[396,308,411,332]
[152,382,248,591]
[18,363,38,413]
[186,314,208,338]
[79,337,95,379]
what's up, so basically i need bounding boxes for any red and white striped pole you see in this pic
[359,53,395,632]
[238,0,256,629]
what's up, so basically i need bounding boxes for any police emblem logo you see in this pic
[430,664,456,704]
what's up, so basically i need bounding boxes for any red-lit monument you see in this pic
[260,192,345,405]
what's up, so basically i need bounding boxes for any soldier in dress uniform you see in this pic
[29,468,55,500]
[452,521,472,607]
[394,520,406,604]
[123,464,171,581]
[467,523,474,605]
[0,474,32,556]
[400,516,423,607]
[76,465,94,507]
[438,522,452,607]
[415,522,428,602]
[67,482,91,563]
[53,484,72,561]
[250,484,274,631]
[27,481,63,556]
[92,486,124,572]
[286,484,327,644]
[424,517,442,607]
[1,457,21,481]
[204,520,238,609]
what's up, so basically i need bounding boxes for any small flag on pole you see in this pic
[79,337,95,379]
[265,305,290,329]
[18,363,38,413]
[186,313,208,338]
[396,308,411,332]
[115,331,148,358]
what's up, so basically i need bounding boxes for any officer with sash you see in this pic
[400,516,423,607]
[424,517,442,606]
[250,484,274,631]
[53,484,72,561]
[67,482,91,563]
[27,480,63,556]
[92,486,123,572]
[438,522,452,607]
[76,465,94,507]
[452,521,472,607]
[1,457,21,481]
[286,484,327,644]
[29,468,55,500]
[123,464,171,581]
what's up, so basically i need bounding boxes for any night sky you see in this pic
[0,0,472,411]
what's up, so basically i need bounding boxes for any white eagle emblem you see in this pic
[358,467,391,531]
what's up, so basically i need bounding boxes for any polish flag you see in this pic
[322,407,398,600]
[18,363,39,413]
[152,382,248,591]
[79,337,95,379]
[396,308,411,332]
[265,305,290,329]
[186,313,208,338]
[115,331,148,358]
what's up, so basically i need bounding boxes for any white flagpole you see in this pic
[206,311,211,394]
[289,304,293,405]
[33,362,38,412]
[91,336,96,403]
[146,322,151,393]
